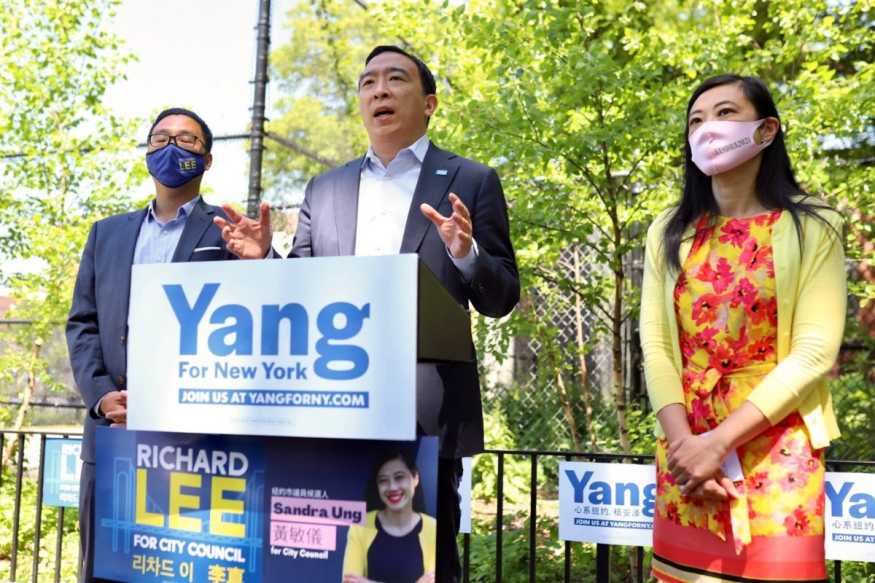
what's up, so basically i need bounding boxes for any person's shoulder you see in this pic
[310,157,364,186]
[419,512,437,533]
[646,206,678,239]
[430,143,493,177]
[794,195,842,222]
[92,208,146,231]
[348,510,379,536]
[200,200,230,220]
[790,195,844,241]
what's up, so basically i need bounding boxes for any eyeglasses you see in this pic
[148,132,204,152]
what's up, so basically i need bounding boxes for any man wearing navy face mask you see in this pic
[66,107,237,582]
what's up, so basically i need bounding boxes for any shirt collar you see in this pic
[146,195,200,223]
[363,134,430,170]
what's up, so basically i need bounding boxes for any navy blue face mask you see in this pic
[146,143,206,188]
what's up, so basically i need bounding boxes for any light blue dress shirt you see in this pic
[132,196,200,264]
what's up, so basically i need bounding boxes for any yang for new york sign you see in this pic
[126,256,417,441]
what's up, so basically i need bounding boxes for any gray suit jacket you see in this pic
[290,143,519,457]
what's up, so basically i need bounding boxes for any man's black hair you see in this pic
[365,45,436,96]
[148,107,213,152]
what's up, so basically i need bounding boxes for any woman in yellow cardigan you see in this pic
[342,451,436,583]
[641,75,846,582]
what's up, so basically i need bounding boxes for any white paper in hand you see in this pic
[701,430,744,482]
[721,449,744,482]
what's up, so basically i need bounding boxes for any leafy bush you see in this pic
[0,465,80,582]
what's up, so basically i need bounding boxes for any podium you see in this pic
[126,254,472,440]
[94,256,466,582]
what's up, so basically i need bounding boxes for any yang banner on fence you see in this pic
[94,427,439,583]
[559,461,655,547]
[825,472,875,562]
[126,256,418,441]
[559,462,875,564]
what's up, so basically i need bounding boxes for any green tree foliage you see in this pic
[267,0,874,456]
[0,464,80,582]
[0,0,146,434]
[263,1,376,199]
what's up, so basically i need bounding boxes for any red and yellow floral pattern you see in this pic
[653,211,825,581]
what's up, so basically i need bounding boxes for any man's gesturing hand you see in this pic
[100,390,127,428]
[420,193,473,259]
[213,201,272,259]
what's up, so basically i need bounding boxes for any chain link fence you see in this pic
[480,242,874,459]
[481,244,626,452]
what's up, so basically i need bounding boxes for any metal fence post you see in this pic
[596,543,611,582]
[32,434,48,582]
[496,452,505,582]
[54,506,66,583]
[0,432,5,487]
[246,0,271,218]
[463,532,470,583]
[529,453,537,582]
[11,433,26,580]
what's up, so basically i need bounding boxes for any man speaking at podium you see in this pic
[216,46,519,582]
[66,108,238,582]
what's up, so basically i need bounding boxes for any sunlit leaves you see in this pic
[0,0,145,409]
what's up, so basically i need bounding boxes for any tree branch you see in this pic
[532,265,616,325]
[265,131,338,169]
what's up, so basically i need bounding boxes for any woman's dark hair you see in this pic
[364,450,426,513]
[663,74,837,271]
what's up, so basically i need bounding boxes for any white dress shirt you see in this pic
[355,134,477,277]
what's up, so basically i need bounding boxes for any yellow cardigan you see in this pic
[640,200,846,449]
[342,510,437,577]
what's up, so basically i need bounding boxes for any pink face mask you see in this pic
[689,119,774,176]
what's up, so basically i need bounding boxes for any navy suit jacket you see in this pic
[66,198,237,463]
[291,143,520,457]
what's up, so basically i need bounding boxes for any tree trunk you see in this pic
[573,247,597,450]
[556,372,582,452]
[2,341,40,465]
[613,269,631,453]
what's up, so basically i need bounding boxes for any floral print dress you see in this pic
[651,212,827,583]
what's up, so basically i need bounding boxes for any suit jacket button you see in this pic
[120,335,126,344]
[117,375,126,386]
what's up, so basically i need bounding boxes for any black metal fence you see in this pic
[465,448,875,583]
[2,430,873,582]
[1,430,81,583]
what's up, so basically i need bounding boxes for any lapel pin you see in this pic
[436,169,448,176]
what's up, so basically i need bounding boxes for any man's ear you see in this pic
[204,152,213,171]
[425,94,438,119]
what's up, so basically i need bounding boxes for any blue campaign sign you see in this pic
[825,471,875,563]
[42,438,82,508]
[559,461,655,547]
[94,427,438,583]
